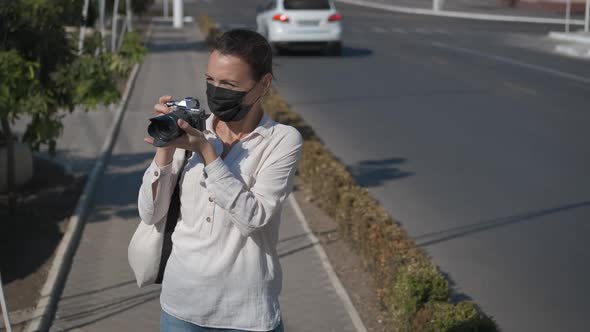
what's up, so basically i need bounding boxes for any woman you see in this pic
[138,29,302,332]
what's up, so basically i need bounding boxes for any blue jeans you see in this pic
[160,309,285,332]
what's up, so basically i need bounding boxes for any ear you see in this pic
[261,73,273,94]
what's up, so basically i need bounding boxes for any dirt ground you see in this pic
[0,156,85,331]
[291,177,396,332]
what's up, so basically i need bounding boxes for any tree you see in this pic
[0,0,121,212]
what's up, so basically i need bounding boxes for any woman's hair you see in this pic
[213,29,273,81]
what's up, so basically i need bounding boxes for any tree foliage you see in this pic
[0,0,122,153]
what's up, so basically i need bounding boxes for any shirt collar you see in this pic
[204,112,274,139]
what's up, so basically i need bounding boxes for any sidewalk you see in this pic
[46,19,359,332]
[365,0,586,19]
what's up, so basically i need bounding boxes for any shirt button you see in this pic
[154,170,159,177]
[209,197,214,202]
[206,217,211,222]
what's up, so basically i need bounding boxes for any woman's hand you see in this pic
[144,118,211,154]
[144,95,217,165]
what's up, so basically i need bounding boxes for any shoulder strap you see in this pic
[155,150,191,284]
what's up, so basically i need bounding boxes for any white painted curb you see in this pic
[23,22,154,332]
[549,31,590,45]
[335,0,586,25]
[287,195,368,332]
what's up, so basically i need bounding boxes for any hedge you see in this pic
[197,16,498,332]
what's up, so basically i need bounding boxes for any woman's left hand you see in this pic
[144,119,212,154]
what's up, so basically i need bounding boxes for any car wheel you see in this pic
[326,42,342,56]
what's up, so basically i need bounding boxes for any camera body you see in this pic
[147,97,209,147]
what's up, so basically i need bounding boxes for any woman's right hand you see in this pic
[145,95,176,167]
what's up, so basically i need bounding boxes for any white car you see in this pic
[256,0,343,55]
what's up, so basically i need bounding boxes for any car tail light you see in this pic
[328,13,342,22]
[272,14,290,23]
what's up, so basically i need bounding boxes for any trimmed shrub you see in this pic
[415,301,497,332]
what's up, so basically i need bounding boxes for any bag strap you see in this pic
[155,149,192,284]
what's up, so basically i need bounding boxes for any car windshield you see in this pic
[283,0,331,10]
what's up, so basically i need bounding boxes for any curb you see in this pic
[287,195,368,332]
[335,0,586,25]
[22,22,154,332]
[555,44,590,58]
[549,31,590,44]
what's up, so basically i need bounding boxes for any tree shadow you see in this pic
[278,45,373,58]
[415,200,590,247]
[0,156,86,286]
[346,158,414,188]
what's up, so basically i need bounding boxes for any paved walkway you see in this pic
[360,0,587,19]
[47,19,358,332]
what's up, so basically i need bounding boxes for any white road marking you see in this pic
[430,41,590,85]
[391,27,407,34]
[372,26,387,33]
[288,195,368,332]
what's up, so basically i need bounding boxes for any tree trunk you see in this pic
[1,116,16,215]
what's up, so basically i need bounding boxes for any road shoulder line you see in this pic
[287,195,368,332]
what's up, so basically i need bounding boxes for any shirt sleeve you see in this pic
[138,150,186,225]
[204,128,303,237]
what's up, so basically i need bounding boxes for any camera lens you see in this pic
[148,114,180,145]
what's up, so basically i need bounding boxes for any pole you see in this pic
[566,0,571,32]
[0,273,12,332]
[126,0,133,32]
[173,0,183,28]
[99,0,106,49]
[164,0,170,18]
[112,0,120,52]
[78,0,91,54]
[585,0,590,32]
[433,0,444,11]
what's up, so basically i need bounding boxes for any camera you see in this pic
[147,97,209,147]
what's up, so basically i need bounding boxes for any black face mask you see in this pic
[206,82,262,122]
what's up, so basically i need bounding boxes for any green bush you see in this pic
[415,301,497,332]
[388,264,450,331]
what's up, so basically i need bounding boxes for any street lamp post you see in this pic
[173,0,183,28]
[112,0,120,52]
[164,0,170,18]
[78,0,91,54]
[433,0,445,11]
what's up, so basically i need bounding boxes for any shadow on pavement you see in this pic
[347,158,414,188]
[278,45,373,58]
[414,200,590,247]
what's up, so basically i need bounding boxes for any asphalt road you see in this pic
[186,1,590,331]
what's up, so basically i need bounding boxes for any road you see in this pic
[186,1,590,331]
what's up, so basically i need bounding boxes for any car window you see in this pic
[265,0,276,11]
[283,0,331,10]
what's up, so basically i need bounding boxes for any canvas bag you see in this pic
[128,149,190,288]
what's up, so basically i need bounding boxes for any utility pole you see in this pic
[433,0,444,11]
[126,0,133,32]
[112,0,120,52]
[585,0,589,32]
[173,0,183,28]
[99,0,106,49]
[78,0,91,54]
